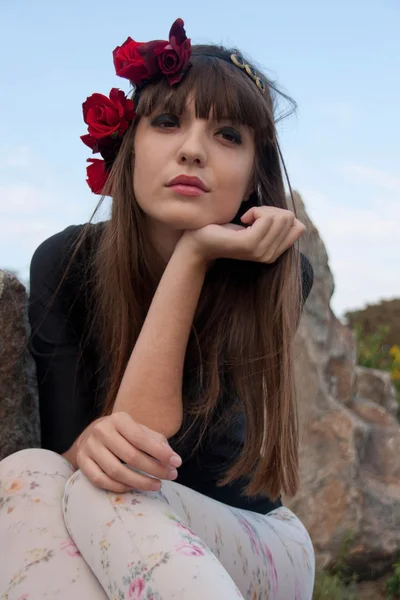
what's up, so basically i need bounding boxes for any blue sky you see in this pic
[1,0,399,316]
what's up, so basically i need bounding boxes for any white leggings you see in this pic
[0,449,315,599]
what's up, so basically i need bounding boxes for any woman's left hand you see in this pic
[179,206,306,265]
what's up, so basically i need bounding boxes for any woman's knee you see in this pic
[0,449,76,528]
[62,469,96,526]
[62,471,172,540]
[62,469,119,548]
[0,447,75,479]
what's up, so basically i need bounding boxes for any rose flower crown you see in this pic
[81,18,266,194]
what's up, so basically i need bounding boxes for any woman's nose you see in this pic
[178,151,204,166]
[177,128,207,167]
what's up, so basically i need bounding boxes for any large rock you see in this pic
[0,270,40,460]
[284,193,400,579]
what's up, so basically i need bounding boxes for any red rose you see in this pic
[137,40,168,77]
[82,88,135,140]
[162,19,191,85]
[113,37,149,82]
[86,158,108,194]
[81,132,122,159]
[158,39,191,85]
[137,19,191,86]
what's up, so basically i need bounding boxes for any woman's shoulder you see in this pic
[30,222,105,289]
[31,223,102,262]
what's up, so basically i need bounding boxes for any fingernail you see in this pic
[169,455,182,468]
[168,468,178,479]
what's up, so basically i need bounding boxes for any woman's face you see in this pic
[133,96,255,242]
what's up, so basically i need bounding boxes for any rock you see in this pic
[0,270,41,460]
[355,574,392,600]
[354,366,399,417]
[284,192,400,579]
[350,397,399,427]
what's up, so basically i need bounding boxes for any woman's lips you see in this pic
[168,184,207,197]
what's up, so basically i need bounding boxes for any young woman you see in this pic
[0,18,315,600]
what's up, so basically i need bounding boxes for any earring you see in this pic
[257,183,262,203]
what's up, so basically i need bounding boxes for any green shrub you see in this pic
[313,531,358,600]
[354,324,391,370]
[353,324,400,411]
[386,553,400,599]
[313,570,346,599]
[313,570,357,599]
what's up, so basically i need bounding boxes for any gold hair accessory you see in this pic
[230,53,266,93]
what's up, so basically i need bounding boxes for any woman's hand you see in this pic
[179,206,305,265]
[65,412,182,493]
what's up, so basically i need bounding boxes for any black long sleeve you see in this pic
[28,225,100,454]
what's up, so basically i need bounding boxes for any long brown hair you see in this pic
[76,45,302,500]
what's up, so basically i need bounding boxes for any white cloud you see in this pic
[302,185,400,317]
[0,146,96,280]
[0,183,55,214]
[0,217,61,242]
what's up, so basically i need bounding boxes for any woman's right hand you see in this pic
[179,206,305,266]
[68,411,182,493]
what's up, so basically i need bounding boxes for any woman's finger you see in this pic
[241,206,274,235]
[242,208,294,250]
[105,431,178,481]
[270,221,305,260]
[88,441,162,491]
[246,213,291,259]
[80,456,133,493]
[114,415,182,468]
[240,205,274,224]
[260,214,297,261]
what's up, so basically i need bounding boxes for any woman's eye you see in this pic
[218,128,242,144]
[151,114,179,129]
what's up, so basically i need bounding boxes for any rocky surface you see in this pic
[0,270,40,460]
[284,193,400,580]
[354,366,399,417]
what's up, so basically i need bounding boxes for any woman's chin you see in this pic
[150,209,218,231]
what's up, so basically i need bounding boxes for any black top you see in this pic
[28,223,314,514]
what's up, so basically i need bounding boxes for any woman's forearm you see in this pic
[112,240,208,438]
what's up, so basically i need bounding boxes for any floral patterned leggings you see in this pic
[0,449,315,600]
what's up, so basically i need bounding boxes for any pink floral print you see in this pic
[175,541,205,556]
[128,576,145,599]
[60,538,81,557]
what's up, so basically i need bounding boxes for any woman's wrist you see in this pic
[175,231,212,270]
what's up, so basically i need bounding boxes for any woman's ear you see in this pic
[243,183,255,202]
[243,168,257,201]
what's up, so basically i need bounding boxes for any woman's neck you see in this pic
[145,217,184,262]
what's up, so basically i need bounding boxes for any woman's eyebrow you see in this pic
[211,115,243,125]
